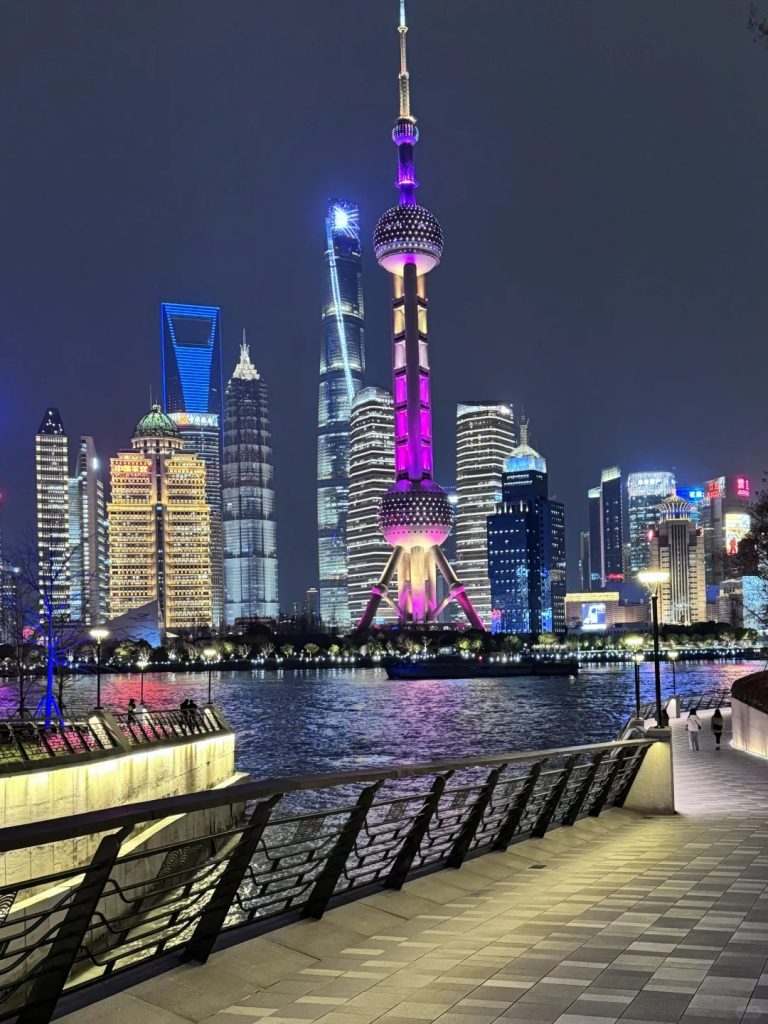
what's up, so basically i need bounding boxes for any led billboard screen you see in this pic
[581,602,607,631]
[725,513,750,556]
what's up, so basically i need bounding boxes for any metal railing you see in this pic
[0,707,229,773]
[0,736,655,1023]
[621,689,731,737]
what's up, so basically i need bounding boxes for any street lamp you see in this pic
[632,653,645,720]
[637,571,670,727]
[89,627,110,710]
[203,647,217,705]
[668,649,679,695]
[137,658,149,704]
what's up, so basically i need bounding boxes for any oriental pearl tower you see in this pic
[359,1,484,630]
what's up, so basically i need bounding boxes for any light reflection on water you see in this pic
[1,660,758,781]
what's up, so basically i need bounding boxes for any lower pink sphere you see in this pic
[379,480,453,549]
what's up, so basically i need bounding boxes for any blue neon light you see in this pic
[325,214,356,402]
[161,303,221,414]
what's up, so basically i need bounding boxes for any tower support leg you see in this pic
[432,544,485,630]
[357,546,403,631]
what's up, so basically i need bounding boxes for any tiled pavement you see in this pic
[64,710,768,1024]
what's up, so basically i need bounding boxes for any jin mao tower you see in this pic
[358,1,483,629]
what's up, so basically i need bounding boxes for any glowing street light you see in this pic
[137,658,149,704]
[632,653,645,720]
[637,571,670,727]
[203,647,217,705]
[668,649,679,695]
[89,627,110,710]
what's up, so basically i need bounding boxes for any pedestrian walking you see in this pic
[711,708,724,750]
[127,698,137,724]
[686,708,702,751]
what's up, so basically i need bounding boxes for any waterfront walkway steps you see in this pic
[62,710,768,1024]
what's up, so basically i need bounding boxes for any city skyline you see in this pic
[2,2,767,608]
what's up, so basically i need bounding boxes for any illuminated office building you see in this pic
[587,486,601,589]
[108,406,211,631]
[348,387,395,625]
[626,471,676,575]
[677,485,705,524]
[455,403,516,624]
[222,339,278,623]
[578,531,591,591]
[487,443,566,635]
[317,200,366,628]
[358,2,483,629]
[648,495,706,625]
[161,302,223,625]
[600,467,624,583]
[700,475,751,585]
[35,408,70,618]
[68,436,108,624]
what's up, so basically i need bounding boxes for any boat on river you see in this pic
[384,656,579,680]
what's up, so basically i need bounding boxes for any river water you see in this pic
[1,659,756,780]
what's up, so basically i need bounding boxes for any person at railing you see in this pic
[127,698,137,725]
[686,708,702,751]
[711,708,724,751]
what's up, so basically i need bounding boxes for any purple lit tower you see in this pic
[359,1,484,630]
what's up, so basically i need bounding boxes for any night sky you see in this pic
[2,1,767,606]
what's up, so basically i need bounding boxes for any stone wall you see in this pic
[732,670,768,758]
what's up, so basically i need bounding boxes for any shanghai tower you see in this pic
[358,1,483,630]
[317,200,365,627]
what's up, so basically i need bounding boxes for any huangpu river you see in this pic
[0,660,755,780]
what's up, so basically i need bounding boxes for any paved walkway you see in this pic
[65,711,768,1024]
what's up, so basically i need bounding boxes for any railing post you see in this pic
[531,755,578,838]
[587,747,629,817]
[562,751,606,826]
[446,766,505,868]
[492,761,543,851]
[18,826,129,1024]
[386,773,451,890]
[184,795,280,964]
[302,782,382,920]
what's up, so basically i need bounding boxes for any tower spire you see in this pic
[398,0,411,119]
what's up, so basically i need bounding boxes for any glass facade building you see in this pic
[161,303,224,625]
[599,467,624,583]
[347,387,395,625]
[317,200,365,628]
[35,408,70,618]
[487,445,566,635]
[626,471,676,576]
[68,436,109,625]
[454,403,516,624]
[700,475,752,585]
[648,495,706,625]
[222,341,278,623]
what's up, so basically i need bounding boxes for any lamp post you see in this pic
[203,647,217,705]
[668,649,679,695]
[637,571,670,728]
[89,627,110,710]
[632,653,645,720]
[137,659,148,704]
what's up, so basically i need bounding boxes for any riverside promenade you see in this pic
[65,710,768,1024]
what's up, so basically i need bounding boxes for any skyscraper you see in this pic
[222,339,278,623]
[648,495,706,625]
[626,471,676,576]
[700,476,752,585]
[455,403,516,624]
[161,302,224,626]
[487,443,566,635]
[68,436,108,625]
[317,200,366,628]
[587,486,601,589]
[358,2,483,630]
[578,531,591,591]
[108,406,211,631]
[35,408,70,618]
[599,467,624,583]
[348,387,396,625]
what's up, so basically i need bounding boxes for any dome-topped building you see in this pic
[656,494,694,521]
[504,443,547,476]
[131,404,182,456]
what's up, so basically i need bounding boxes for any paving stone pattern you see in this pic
[62,709,768,1024]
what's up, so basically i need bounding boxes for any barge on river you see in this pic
[385,657,579,680]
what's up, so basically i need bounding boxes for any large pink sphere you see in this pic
[379,480,453,549]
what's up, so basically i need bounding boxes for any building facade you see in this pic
[35,408,70,618]
[161,302,224,625]
[648,495,706,625]
[599,467,624,583]
[626,471,676,576]
[108,406,212,631]
[317,200,366,628]
[487,444,566,636]
[68,436,109,625]
[454,402,516,624]
[565,591,650,633]
[348,387,395,625]
[587,486,601,589]
[700,475,751,585]
[222,341,278,624]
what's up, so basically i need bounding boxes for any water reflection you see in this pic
[0,660,754,781]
